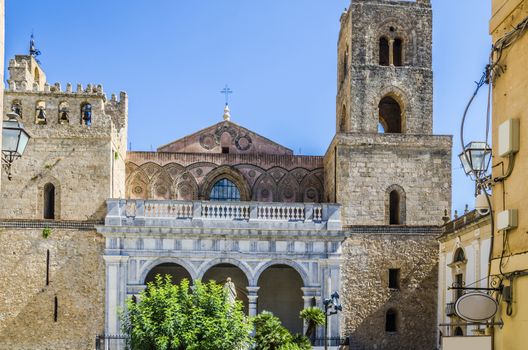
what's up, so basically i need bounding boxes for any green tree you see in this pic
[253,312,311,350]
[122,275,252,350]
[299,307,325,339]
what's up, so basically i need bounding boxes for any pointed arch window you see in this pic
[379,37,390,66]
[210,178,241,201]
[43,183,55,219]
[379,96,402,134]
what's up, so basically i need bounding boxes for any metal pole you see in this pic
[324,309,328,350]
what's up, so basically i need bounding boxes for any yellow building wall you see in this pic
[489,1,528,349]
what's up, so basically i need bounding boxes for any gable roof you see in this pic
[157,120,293,155]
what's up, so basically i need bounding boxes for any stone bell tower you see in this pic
[325,0,452,226]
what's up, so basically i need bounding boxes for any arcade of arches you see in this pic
[143,262,305,335]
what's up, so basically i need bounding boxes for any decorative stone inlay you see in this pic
[306,188,317,200]
[235,135,252,151]
[199,134,216,150]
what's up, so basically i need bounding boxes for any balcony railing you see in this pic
[104,199,342,231]
[445,302,457,317]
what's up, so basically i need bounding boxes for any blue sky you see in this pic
[5,0,492,215]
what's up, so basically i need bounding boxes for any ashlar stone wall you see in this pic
[0,55,128,221]
[324,133,452,226]
[0,226,105,350]
[341,229,439,350]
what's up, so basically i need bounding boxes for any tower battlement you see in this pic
[1,54,128,220]
[5,55,127,134]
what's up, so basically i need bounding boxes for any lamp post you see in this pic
[2,111,30,180]
[458,141,492,181]
[323,291,342,350]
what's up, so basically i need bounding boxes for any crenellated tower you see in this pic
[325,0,451,227]
[0,55,128,220]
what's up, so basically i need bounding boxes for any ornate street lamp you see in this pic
[458,141,492,180]
[2,111,30,180]
[323,291,342,350]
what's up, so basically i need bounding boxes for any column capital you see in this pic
[246,286,260,294]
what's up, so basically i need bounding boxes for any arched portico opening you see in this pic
[202,263,249,314]
[145,263,192,285]
[257,265,304,335]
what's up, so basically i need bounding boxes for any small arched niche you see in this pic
[379,96,403,134]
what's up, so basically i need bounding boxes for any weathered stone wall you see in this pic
[0,225,105,350]
[126,152,325,203]
[324,133,451,226]
[341,228,439,350]
[0,56,128,220]
[337,0,433,134]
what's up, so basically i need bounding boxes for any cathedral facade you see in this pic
[0,1,450,350]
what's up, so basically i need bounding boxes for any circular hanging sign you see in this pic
[455,292,499,322]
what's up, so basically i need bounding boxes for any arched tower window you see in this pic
[387,185,406,225]
[210,178,241,201]
[385,309,398,332]
[81,103,92,126]
[43,183,55,219]
[379,96,402,133]
[11,100,22,118]
[389,190,401,225]
[379,37,390,66]
[394,38,403,66]
[35,101,47,125]
[58,102,70,124]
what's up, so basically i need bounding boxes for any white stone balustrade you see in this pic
[105,199,342,231]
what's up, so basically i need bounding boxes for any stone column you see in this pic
[104,255,129,336]
[389,39,395,66]
[246,286,260,317]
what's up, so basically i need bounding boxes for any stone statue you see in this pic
[224,277,237,305]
